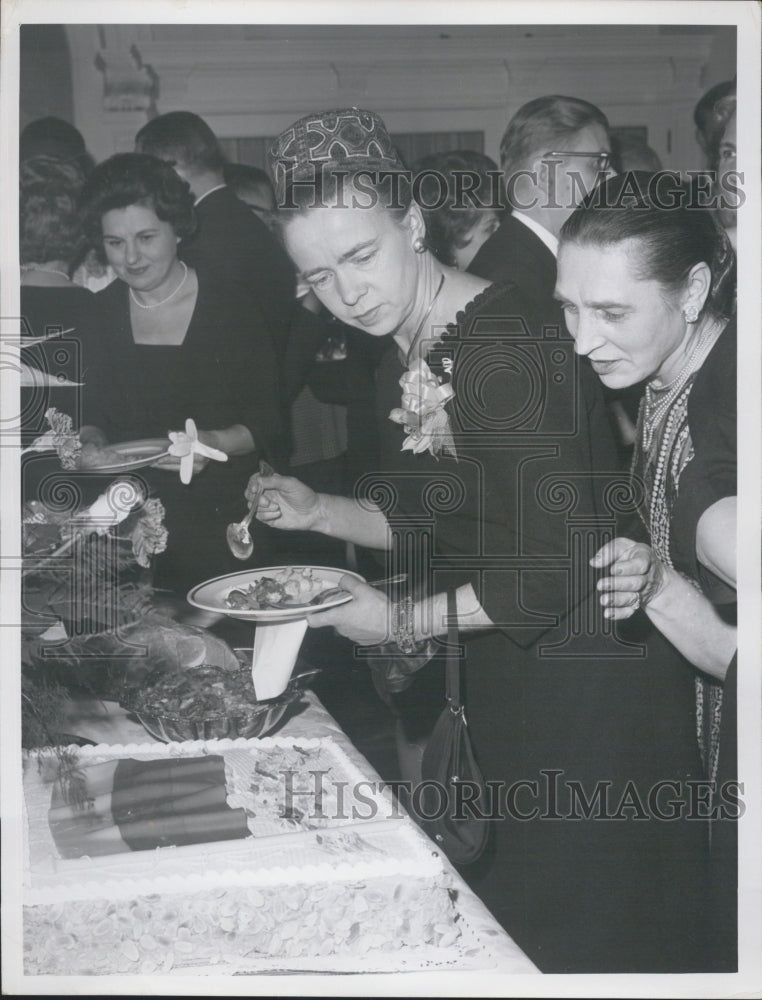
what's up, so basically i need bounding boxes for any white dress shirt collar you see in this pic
[511,212,559,258]
[194,183,227,207]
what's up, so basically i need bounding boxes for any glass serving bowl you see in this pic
[119,663,308,743]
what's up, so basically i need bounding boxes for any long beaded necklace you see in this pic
[403,273,446,367]
[635,317,727,798]
[640,322,719,451]
[129,261,189,310]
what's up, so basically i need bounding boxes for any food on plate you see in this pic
[224,567,333,611]
[76,441,127,469]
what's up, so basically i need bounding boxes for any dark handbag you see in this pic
[419,588,489,865]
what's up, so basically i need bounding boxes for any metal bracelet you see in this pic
[392,596,422,655]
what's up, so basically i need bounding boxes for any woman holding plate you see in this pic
[78,153,286,592]
[244,108,712,973]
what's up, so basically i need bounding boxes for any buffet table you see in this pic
[50,687,539,978]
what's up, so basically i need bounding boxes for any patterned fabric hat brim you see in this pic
[269,107,405,204]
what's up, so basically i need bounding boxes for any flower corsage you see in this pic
[388,358,456,460]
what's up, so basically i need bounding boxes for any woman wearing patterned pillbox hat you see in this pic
[247,108,715,972]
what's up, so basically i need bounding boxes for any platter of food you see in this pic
[120,662,305,741]
[187,566,363,621]
[76,438,170,472]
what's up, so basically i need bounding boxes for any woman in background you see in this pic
[20,156,102,502]
[412,150,502,270]
[77,153,286,593]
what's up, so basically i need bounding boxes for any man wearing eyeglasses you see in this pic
[468,96,635,462]
[469,94,615,312]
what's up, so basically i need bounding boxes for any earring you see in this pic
[683,304,700,323]
[413,237,426,254]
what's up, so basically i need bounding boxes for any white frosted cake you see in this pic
[23,736,472,975]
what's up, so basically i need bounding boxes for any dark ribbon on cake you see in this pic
[49,755,249,858]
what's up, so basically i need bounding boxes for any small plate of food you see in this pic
[76,438,170,472]
[187,565,363,621]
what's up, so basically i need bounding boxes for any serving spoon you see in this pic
[226,459,274,560]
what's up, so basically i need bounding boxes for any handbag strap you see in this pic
[445,587,462,714]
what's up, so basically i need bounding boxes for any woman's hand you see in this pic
[154,451,209,475]
[305,575,392,645]
[590,537,667,619]
[246,471,323,533]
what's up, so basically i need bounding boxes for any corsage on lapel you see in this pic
[389,358,457,459]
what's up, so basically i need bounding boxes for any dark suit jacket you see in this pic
[179,184,336,440]
[469,212,641,467]
[468,212,563,331]
[180,185,296,344]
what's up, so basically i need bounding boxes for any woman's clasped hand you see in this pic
[590,537,666,619]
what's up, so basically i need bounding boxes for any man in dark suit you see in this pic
[469,95,614,304]
[467,96,641,460]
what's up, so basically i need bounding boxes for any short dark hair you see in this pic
[223,162,275,204]
[412,150,502,267]
[20,155,87,265]
[559,172,736,323]
[500,96,610,206]
[134,111,226,174]
[78,152,196,246]
[694,79,736,133]
[20,116,95,176]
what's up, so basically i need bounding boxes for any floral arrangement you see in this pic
[25,407,81,469]
[23,479,168,572]
[21,480,168,748]
[25,409,227,484]
[388,358,457,459]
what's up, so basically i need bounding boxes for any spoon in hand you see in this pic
[226,459,273,560]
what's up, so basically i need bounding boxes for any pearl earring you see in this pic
[413,237,427,254]
[683,304,699,323]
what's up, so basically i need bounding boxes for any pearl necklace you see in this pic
[404,273,446,367]
[21,264,70,281]
[641,323,718,450]
[129,262,188,310]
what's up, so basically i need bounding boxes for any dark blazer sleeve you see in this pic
[431,288,625,648]
[198,280,288,468]
[180,188,297,345]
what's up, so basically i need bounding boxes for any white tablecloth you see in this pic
[58,689,539,976]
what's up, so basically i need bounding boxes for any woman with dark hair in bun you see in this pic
[78,153,285,592]
[556,173,738,970]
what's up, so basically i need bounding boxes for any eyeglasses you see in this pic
[544,151,612,172]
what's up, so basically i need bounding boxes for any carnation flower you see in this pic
[388,358,457,459]
[131,498,169,568]
[26,407,82,469]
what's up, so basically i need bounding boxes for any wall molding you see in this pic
[64,25,721,170]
